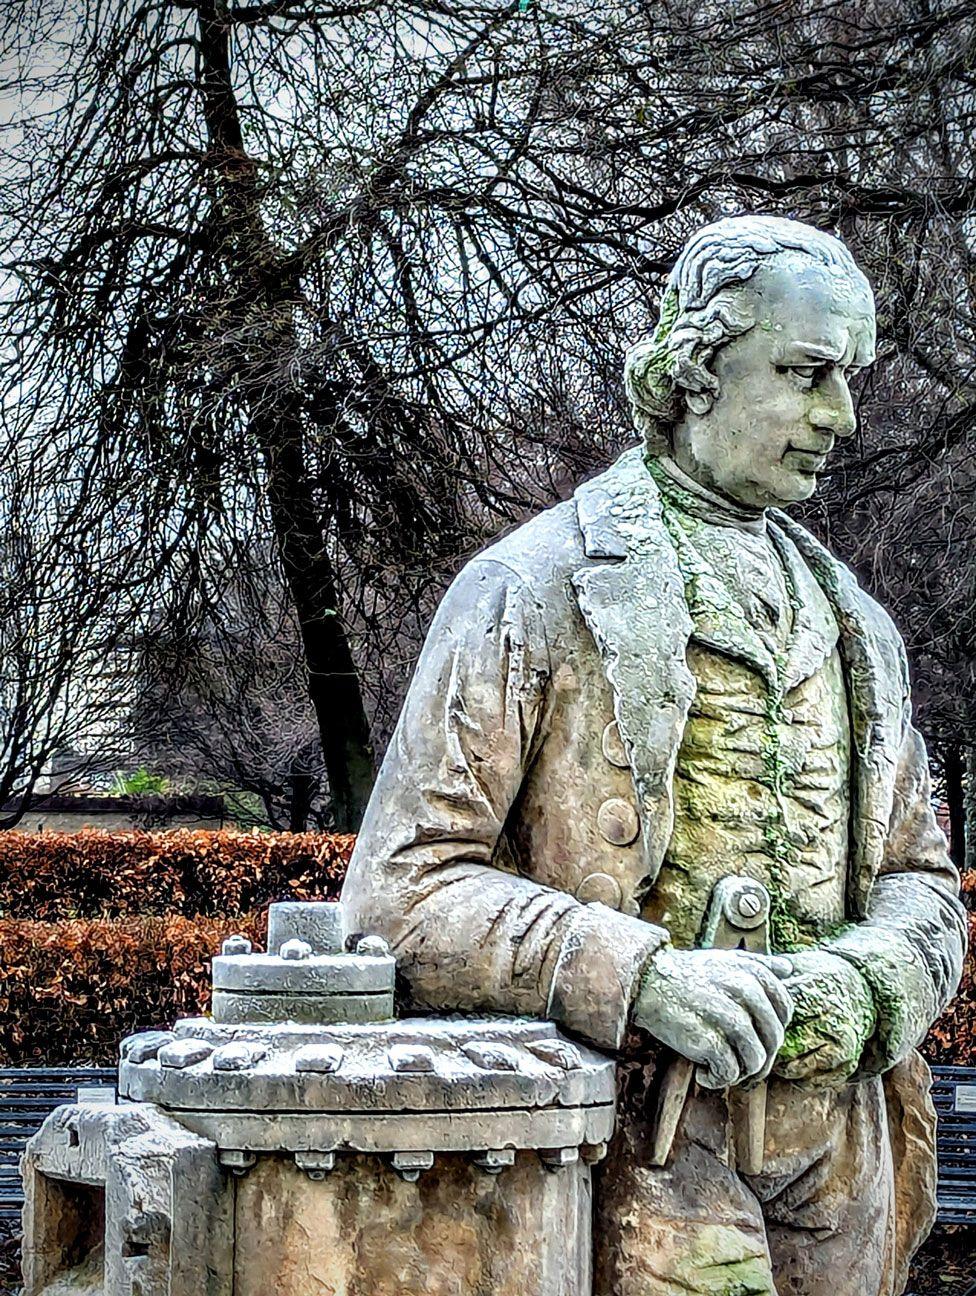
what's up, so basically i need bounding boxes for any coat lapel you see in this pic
[768,524,842,691]
[571,448,696,879]
[570,450,904,916]
[772,511,906,916]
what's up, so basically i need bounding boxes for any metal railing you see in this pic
[1,1063,974,1225]
[0,1067,116,1222]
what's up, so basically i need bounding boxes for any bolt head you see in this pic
[356,934,390,958]
[280,938,312,961]
[736,892,763,919]
[221,935,252,956]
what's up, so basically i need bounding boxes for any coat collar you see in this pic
[571,448,696,878]
[571,448,904,914]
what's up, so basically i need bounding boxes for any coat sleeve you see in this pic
[341,556,668,1050]
[825,703,968,1074]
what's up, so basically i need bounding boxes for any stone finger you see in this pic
[704,999,767,1080]
[723,975,786,1067]
[694,1031,741,1089]
[737,956,795,1024]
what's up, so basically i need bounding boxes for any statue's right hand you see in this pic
[631,947,795,1088]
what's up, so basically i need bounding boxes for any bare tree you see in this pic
[130,542,326,829]
[2,0,975,833]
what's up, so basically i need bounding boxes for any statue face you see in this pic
[671,256,876,509]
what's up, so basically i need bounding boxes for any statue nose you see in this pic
[809,381,856,437]
[809,404,856,437]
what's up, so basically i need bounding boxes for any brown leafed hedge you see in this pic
[0,829,353,919]
[0,829,973,1066]
[923,906,976,1067]
[0,914,267,1064]
[4,907,972,1067]
[0,829,353,1064]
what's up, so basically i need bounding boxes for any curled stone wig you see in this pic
[625,215,869,455]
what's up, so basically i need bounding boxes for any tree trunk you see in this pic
[965,747,976,878]
[257,402,375,831]
[196,2,375,830]
[944,743,966,869]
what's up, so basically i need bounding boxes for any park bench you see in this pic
[0,1064,974,1224]
[931,1064,976,1225]
[0,1067,116,1222]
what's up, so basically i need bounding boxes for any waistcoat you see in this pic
[641,477,851,951]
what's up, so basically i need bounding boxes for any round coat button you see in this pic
[575,871,623,909]
[601,720,629,768]
[596,798,640,846]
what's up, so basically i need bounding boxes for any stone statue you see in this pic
[342,215,967,1296]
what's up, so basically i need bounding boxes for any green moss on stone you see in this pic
[673,1225,775,1295]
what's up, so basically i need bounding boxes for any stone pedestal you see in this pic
[22,902,615,1296]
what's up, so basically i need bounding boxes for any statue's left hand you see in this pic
[772,949,877,1087]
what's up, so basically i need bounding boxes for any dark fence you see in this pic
[1,1063,975,1225]
[0,1067,116,1222]
[931,1065,976,1225]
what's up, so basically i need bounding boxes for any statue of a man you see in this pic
[342,216,967,1295]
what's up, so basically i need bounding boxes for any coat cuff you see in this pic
[546,902,668,1050]
[824,924,940,1074]
[823,872,967,1075]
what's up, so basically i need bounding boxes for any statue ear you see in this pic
[685,389,713,416]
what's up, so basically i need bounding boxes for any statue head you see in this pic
[624,215,877,509]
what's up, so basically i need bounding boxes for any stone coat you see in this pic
[343,446,965,1060]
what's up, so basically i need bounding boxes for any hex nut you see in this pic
[472,1149,516,1174]
[391,1150,434,1181]
[157,1039,214,1070]
[539,1147,579,1171]
[462,1042,521,1072]
[356,934,391,958]
[526,1039,583,1070]
[212,1042,267,1072]
[293,1044,345,1073]
[220,1149,257,1176]
[221,934,253,956]
[388,1044,435,1073]
[279,938,313,961]
[121,1031,175,1064]
[295,1151,336,1179]
[580,1141,608,1165]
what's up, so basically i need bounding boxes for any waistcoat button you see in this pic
[575,871,623,909]
[602,720,629,768]
[596,798,640,846]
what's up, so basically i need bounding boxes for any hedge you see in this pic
[923,906,976,1067]
[0,829,352,1064]
[0,829,973,1066]
[0,914,268,1064]
[0,829,352,919]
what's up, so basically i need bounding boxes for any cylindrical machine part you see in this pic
[232,1152,592,1296]
[98,900,616,1296]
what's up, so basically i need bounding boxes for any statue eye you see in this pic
[776,363,822,385]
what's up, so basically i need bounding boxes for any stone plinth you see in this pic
[22,902,615,1296]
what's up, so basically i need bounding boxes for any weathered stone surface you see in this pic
[166,1103,614,1157]
[268,900,343,955]
[211,987,393,1025]
[212,952,393,994]
[119,1014,615,1116]
[22,1102,232,1296]
[232,1152,592,1296]
[208,928,395,1027]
